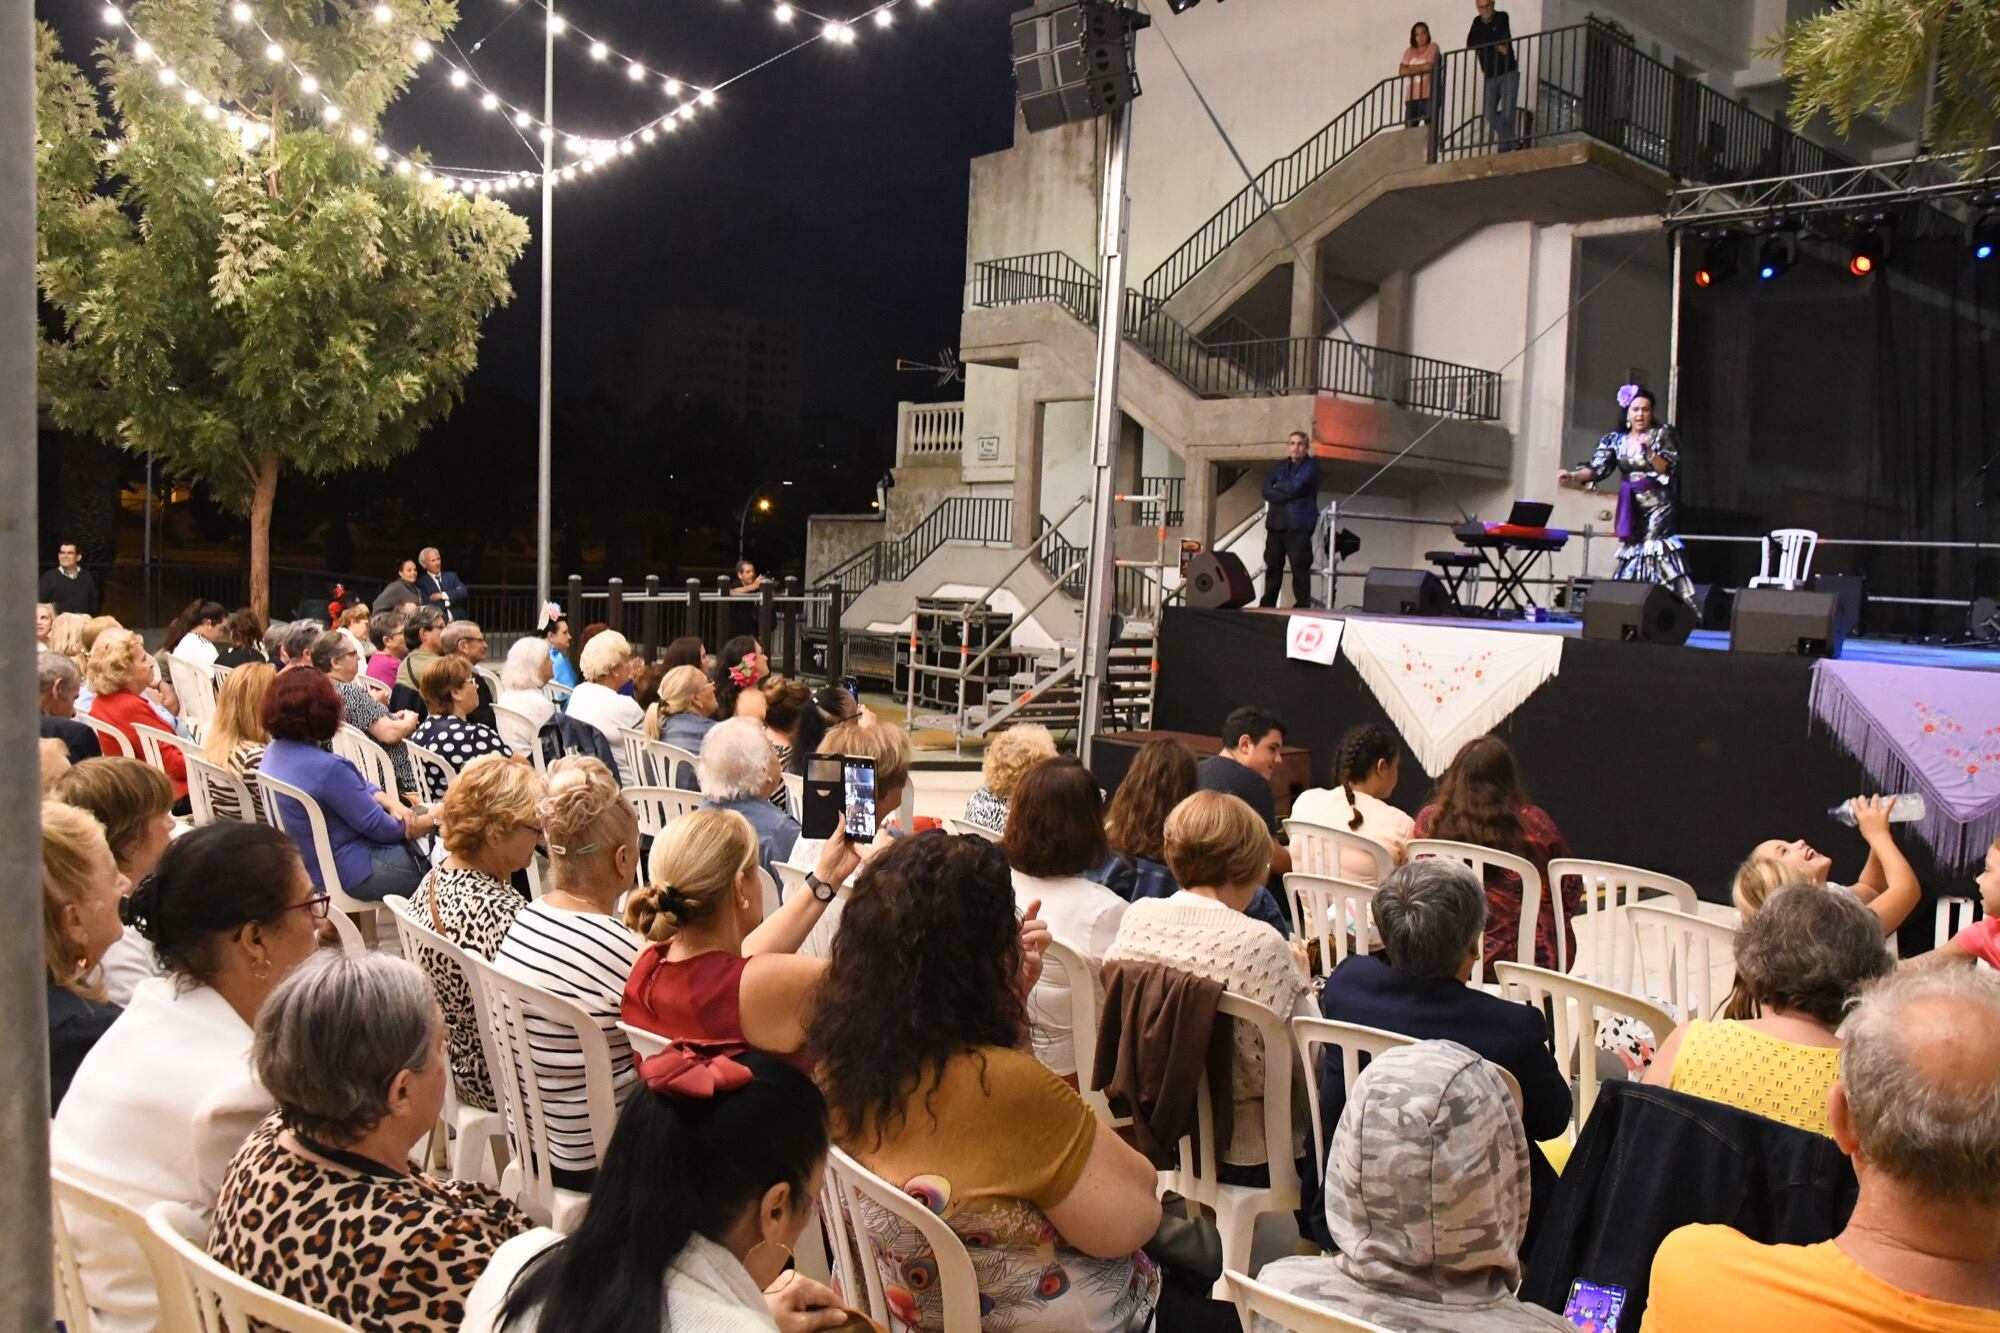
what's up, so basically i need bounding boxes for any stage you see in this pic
[1138,606,1995,943]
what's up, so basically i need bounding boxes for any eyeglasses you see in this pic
[284,894,332,921]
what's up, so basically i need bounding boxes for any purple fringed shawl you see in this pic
[1809,659,2000,869]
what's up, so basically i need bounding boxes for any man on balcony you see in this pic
[1468,0,1521,152]
[1259,430,1322,610]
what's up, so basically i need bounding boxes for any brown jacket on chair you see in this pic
[1092,959,1234,1163]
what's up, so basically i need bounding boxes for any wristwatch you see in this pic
[805,871,837,904]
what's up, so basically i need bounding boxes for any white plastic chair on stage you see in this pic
[75,711,133,758]
[1284,818,1394,885]
[1494,962,1676,1132]
[1284,873,1379,974]
[1551,857,1696,992]
[52,1167,198,1333]
[383,895,509,1187]
[146,1201,350,1333]
[1406,838,1561,973]
[1748,528,1819,590]
[819,1145,982,1331]
[1225,1270,1398,1332]
[1628,903,1738,1023]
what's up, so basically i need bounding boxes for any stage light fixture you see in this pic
[1010,0,1149,134]
[1970,204,1999,262]
[1846,215,1891,277]
[1756,229,1796,281]
[1693,230,1740,288]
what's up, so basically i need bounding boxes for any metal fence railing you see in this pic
[1137,475,1185,527]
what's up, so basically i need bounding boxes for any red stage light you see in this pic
[1695,269,1713,287]
[1849,254,1874,276]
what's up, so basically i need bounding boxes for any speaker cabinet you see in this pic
[1362,568,1447,617]
[1185,550,1254,610]
[1581,580,1695,646]
[1810,574,1865,641]
[1731,587,1845,657]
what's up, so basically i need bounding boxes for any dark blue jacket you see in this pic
[1262,456,1322,531]
[418,569,469,614]
[1101,852,1291,938]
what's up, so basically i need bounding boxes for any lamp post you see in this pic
[534,0,556,611]
[738,480,793,561]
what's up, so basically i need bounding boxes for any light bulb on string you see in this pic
[626,62,645,80]
[546,15,565,32]
[264,41,284,60]
[480,91,498,109]
[589,40,608,58]
[349,125,368,144]
[182,86,201,104]
[700,88,717,106]
[372,4,392,21]
[411,38,432,59]
[514,109,532,127]
[102,5,122,23]
[298,73,319,93]
[158,66,177,85]
[322,104,342,122]
[448,68,468,87]
[201,103,219,120]
[874,9,891,25]
[663,77,681,96]
[640,126,656,142]
[774,3,792,20]
[132,38,153,58]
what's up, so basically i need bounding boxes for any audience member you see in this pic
[36,600,54,647]
[39,650,101,762]
[1290,722,1412,882]
[41,539,99,615]
[163,599,228,667]
[1469,0,1520,152]
[731,558,767,594]
[52,756,176,1007]
[208,952,532,1331]
[645,665,717,788]
[49,610,91,665]
[710,634,769,722]
[1646,885,1891,1135]
[1104,791,1311,1175]
[495,758,643,1182]
[414,656,514,770]
[566,629,645,782]
[541,609,579,689]
[365,610,409,689]
[761,676,814,773]
[41,737,73,792]
[416,546,469,618]
[631,661,668,717]
[408,757,546,1113]
[200,661,275,823]
[1005,756,1128,1081]
[1104,737,1197,900]
[792,684,859,777]
[314,630,421,798]
[808,833,1165,1332]
[793,716,915,960]
[260,618,292,665]
[1925,832,2000,968]
[280,619,325,670]
[622,808,860,1066]
[396,606,448,692]
[213,608,268,668]
[1413,734,1574,976]
[495,636,557,755]
[1644,967,2000,1329]
[698,716,801,881]
[42,800,127,1110]
[1199,706,1295,880]
[658,634,707,673]
[1735,794,1921,936]
[442,620,498,728]
[1399,20,1441,126]
[52,823,324,1333]
[373,557,425,614]
[337,603,376,663]
[963,723,1057,836]
[85,632,188,801]
[259,667,436,901]
[1258,1042,1569,1333]
[467,1050,844,1333]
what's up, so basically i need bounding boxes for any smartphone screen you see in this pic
[1562,1280,1626,1333]
[801,756,843,841]
[844,757,878,842]
[843,675,860,702]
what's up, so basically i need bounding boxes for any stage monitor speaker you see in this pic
[1731,587,1845,658]
[1362,568,1447,617]
[1184,550,1254,609]
[1581,580,1695,646]
[1810,573,1865,641]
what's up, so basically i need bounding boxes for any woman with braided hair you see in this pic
[1291,722,1413,884]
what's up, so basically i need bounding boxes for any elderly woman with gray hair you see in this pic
[698,716,800,882]
[207,952,532,1332]
[1645,884,1892,1136]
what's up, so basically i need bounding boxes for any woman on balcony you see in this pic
[1401,22,1440,127]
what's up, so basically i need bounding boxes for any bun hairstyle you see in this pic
[539,756,636,865]
[625,808,760,942]
[1331,723,1402,830]
[121,822,304,985]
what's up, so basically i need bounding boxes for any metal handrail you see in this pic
[967,493,1091,613]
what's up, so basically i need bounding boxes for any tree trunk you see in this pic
[247,451,279,620]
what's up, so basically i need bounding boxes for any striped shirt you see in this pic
[494,902,640,1173]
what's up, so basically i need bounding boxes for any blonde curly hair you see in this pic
[981,724,1058,800]
[441,756,547,859]
[83,630,149,696]
[538,756,637,865]
[624,808,759,942]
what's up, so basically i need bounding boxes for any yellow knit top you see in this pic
[1668,1019,1841,1136]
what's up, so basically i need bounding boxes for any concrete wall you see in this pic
[965,118,1102,275]
[1040,400,1094,542]
[961,363,1019,486]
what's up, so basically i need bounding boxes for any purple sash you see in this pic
[1615,478,1659,543]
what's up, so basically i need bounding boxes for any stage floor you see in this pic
[1245,606,2000,673]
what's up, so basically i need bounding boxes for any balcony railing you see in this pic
[1136,474,1185,527]
[896,401,966,467]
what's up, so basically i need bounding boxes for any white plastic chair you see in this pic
[780,771,804,819]
[1936,895,1983,951]
[383,894,509,1187]
[1290,1017,1527,1170]
[466,952,620,1230]
[1284,873,1378,974]
[405,739,458,804]
[1550,857,1696,992]
[1225,1269,1398,1332]
[1494,961,1677,1133]
[820,1145,983,1331]
[160,653,216,727]
[1748,528,1819,590]
[1040,938,1126,1129]
[617,1020,670,1060]
[184,754,260,827]
[130,720,201,785]
[255,769,393,945]
[659,741,702,792]
[543,679,573,704]
[75,711,134,758]
[52,1167,199,1333]
[1628,903,1738,1023]
[618,728,653,789]
[1158,991,1298,1296]
[624,785,705,835]
[1406,837,1561,974]
[331,724,396,795]
[1284,818,1394,885]
[145,1201,350,1332]
[492,704,541,761]
[943,816,998,840]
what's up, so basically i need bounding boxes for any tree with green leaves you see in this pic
[36,0,530,616]
[1766,0,2000,172]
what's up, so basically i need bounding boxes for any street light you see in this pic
[737,480,793,561]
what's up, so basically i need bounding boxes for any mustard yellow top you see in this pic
[1667,1019,1841,1136]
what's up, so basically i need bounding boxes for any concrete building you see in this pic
[808,0,1911,734]
[631,308,806,437]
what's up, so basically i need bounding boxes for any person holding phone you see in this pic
[791,719,914,961]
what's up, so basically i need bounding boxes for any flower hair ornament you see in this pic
[537,601,563,632]
[728,656,763,688]
[1616,383,1641,409]
[640,1040,753,1100]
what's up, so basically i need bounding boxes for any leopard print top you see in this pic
[207,1114,532,1332]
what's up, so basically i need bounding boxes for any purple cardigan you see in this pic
[259,737,409,891]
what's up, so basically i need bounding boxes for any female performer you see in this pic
[1558,384,1696,605]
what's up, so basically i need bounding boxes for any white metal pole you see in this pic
[1,0,55,1317]
[1078,101,1133,767]
[1667,227,1683,424]
[534,1,555,610]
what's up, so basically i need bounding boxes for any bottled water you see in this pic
[1827,794,1926,826]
